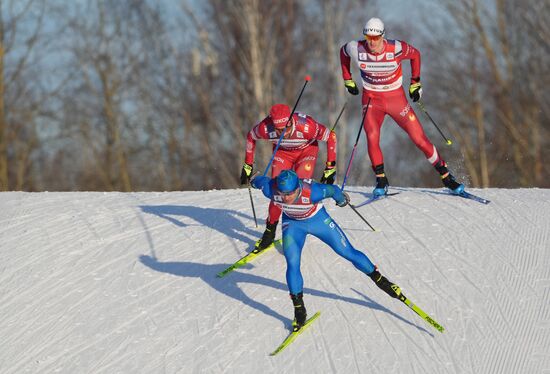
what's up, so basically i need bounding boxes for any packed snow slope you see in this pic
[0,187,549,374]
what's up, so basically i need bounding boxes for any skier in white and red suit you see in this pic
[240,103,337,252]
[340,17,464,197]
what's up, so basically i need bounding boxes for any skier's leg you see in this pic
[282,221,308,295]
[362,94,389,196]
[388,91,464,194]
[310,208,375,275]
[282,219,308,329]
[310,208,402,298]
[362,95,386,169]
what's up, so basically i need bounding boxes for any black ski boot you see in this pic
[254,221,278,253]
[290,292,307,332]
[373,176,389,197]
[441,174,465,195]
[435,160,464,195]
[372,164,389,197]
[369,269,401,299]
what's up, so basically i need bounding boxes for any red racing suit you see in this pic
[245,112,337,224]
[340,39,443,170]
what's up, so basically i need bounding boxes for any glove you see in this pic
[336,191,350,207]
[408,82,422,102]
[320,162,336,185]
[344,79,359,95]
[240,163,253,185]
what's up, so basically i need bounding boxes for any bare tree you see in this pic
[426,0,549,187]
[63,1,147,191]
[0,0,47,191]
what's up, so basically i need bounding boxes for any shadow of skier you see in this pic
[139,205,259,246]
[139,255,431,335]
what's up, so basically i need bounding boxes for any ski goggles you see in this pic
[364,34,383,42]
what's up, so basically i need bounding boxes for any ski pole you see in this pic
[263,75,311,176]
[330,103,347,131]
[416,100,453,146]
[341,97,370,191]
[247,183,258,227]
[349,203,377,232]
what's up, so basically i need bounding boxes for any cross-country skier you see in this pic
[340,17,464,196]
[250,169,401,331]
[240,104,337,252]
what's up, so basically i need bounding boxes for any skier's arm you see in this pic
[340,42,360,95]
[310,182,348,206]
[339,43,353,80]
[244,118,270,165]
[399,41,421,83]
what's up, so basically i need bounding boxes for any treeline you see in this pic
[0,0,548,191]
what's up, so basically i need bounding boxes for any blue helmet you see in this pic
[276,169,300,193]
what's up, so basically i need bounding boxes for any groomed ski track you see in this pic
[0,188,548,374]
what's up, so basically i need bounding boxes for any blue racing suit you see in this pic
[251,176,376,295]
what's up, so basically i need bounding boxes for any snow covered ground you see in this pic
[0,187,549,374]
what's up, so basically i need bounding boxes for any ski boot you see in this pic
[442,173,465,195]
[290,292,307,332]
[253,221,278,253]
[369,269,401,299]
[372,164,388,197]
[434,160,464,195]
[373,176,389,197]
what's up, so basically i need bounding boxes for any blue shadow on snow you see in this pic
[139,205,259,246]
[139,254,431,335]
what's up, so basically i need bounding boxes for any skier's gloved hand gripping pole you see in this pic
[416,99,453,146]
[262,75,311,176]
[320,103,347,185]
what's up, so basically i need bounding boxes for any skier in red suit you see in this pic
[340,17,464,196]
[240,104,337,251]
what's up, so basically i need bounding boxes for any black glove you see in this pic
[344,79,359,95]
[320,162,336,185]
[336,191,350,207]
[408,82,422,102]
[240,163,253,185]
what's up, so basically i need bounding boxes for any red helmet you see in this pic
[269,104,291,129]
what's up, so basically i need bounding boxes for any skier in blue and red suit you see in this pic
[251,169,401,331]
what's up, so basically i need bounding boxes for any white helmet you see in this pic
[363,17,385,36]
